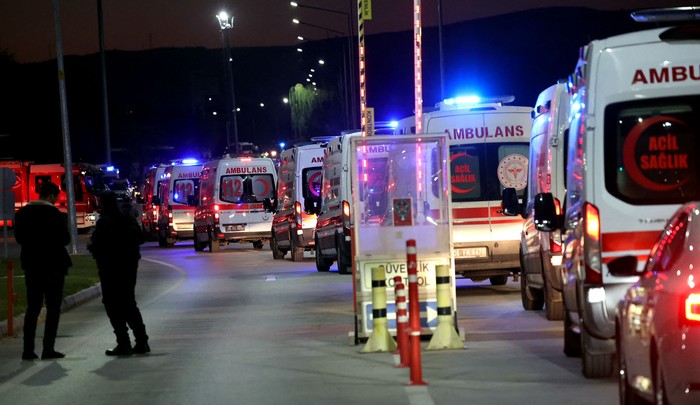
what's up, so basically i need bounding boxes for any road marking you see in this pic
[265,275,277,281]
[406,386,435,405]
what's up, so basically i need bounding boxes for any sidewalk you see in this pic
[0,281,102,338]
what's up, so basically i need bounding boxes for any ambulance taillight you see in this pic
[214,204,220,223]
[342,200,351,236]
[295,201,303,235]
[551,198,563,253]
[584,202,602,284]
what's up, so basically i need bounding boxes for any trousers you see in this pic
[100,268,148,346]
[23,272,65,353]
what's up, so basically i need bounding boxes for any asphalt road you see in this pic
[0,239,618,404]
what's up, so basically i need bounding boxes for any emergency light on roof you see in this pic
[182,158,199,165]
[631,6,700,22]
[436,95,515,110]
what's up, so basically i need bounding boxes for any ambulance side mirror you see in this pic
[151,196,161,206]
[606,255,642,277]
[533,193,560,231]
[263,198,276,212]
[304,196,321,215]
[187,195,197,207]
[501,188,523,217]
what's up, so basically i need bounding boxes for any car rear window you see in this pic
[604,96,700,205]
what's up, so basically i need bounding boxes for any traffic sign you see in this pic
[364,300,438,331]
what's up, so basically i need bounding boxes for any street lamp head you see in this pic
[290,1,298,7]
[297,36,305,41]
[216,11,233,30]
[318,59,325,65]
[292,18,300,24]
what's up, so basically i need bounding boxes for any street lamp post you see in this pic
[291,1,357,129]
[216,11,240,154]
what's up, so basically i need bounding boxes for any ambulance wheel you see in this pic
[271,236,285,260]
[336,236,351,275]
[291,238,304,262]
[208,231,220,253]
[315,239,332,272]
[564,310,582,357]
[253,240,264,250]
[158,230,168,248]
[545,283,564,321]
[520,271,544,310]
[489,275,508,286]
[193,232,205,252]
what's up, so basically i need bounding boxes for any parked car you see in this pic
[611,202,700,405]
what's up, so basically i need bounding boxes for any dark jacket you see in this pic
[14,201,72,275]
[88,209,145,274]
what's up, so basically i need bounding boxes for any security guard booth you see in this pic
[350,134,454,342]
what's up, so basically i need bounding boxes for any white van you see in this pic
[395,97,532,285]
[503,83,570,320]
[155,162,202,247]
[313,131,365,274]
[270,142,325,261]
[533,11,700,378]
[193,155,277,252]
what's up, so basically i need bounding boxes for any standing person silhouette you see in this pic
[14,181,71,360]
[88,190,149,356]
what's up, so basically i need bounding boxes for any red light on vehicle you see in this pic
[342,200,351,217]
[554,198,561,215]
[585,203,600,242]
[686,293,700,322]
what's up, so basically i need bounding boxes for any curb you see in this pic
[0,283,102,338]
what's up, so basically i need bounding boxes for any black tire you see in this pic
[271,235,285,260]
[581,328,614,378]
[520,272,544,310]
[193,231,205,252]
[315,240,332,272]
[336,235,351,275]
[208,230,220,253]
[252,240,264,250]
[489,275,508,286]
[544,282,564,321]
[291,237,304,262]
[158,229,168,248]
[564,310,582,357]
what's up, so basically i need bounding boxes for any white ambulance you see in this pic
[533,10,700,378]
[395,96,532,285]
[155,162,202,247]
[313,132,362,274]
[502,82,570,320]
[193,155,277,252]
[270,142,325,261]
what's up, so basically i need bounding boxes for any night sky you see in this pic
[1,0,694,63]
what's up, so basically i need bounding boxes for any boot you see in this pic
[133,341,151,354]
[105,345,133,356]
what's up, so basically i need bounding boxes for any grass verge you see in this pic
[0,255,101,322]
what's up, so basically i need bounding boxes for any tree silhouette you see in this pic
[289,83,329,140]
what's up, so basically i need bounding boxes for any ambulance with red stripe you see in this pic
[270,142,325,261]
[155,161,202,247]
[533,11,700,378]
[395,96,532,285]
[193,155,276,252]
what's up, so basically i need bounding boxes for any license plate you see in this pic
[226,224,245,232]
[455,247,488,259]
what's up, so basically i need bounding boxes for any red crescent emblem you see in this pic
[621,115,688,192]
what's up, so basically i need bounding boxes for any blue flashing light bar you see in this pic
[181,158,199,165]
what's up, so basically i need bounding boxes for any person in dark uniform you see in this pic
[88,190,149,356]
[14,181,71,360]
